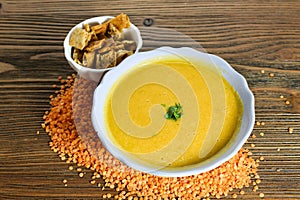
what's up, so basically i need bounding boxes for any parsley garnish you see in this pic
[162,103,183,121]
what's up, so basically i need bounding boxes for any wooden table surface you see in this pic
[0,0,299,199]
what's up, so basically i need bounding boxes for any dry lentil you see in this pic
[259,132,264,137]
[259,156,265,161]
[79,172,84,178]
[69,166,74,171]
[269,73,274,77]
[280,95,284,99]
[259,193,265,198]
[288,127,294,134]
[260,70,265,74]
[256,179,261,184]
[253,185,259,191]
[285,100,290,105]
[42,75,259,199]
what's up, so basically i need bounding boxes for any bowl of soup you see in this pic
[91,47,255,177]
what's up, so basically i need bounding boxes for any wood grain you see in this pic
[0,0,299,199]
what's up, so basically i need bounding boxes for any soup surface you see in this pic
[104,56,243,168]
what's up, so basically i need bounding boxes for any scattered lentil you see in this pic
[285,100,290,105]
[90,180,96,185]
[269,73,274,77]
[256,179,261,184]
[261,122,265,126]
[259,193,265,198]
[260,70,265,74]
[259,132,264,137]
[42,75,259,199]
[280,95,284,99]
[36,131,40,135]
[69,166,74,171]
[288,127,294,134]
[63,179,68,184]
[253,185,259,192]
[79,172,84,178]
[251,143,256,148]
[259,156,265,161]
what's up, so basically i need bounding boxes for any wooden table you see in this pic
[0,1,299,199]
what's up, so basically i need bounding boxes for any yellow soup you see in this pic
[104,56,243,168]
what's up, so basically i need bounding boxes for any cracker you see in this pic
[109,13,130,31]
[69,27,92,50]
[82,51,95,68]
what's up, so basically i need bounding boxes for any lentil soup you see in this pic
[103,56,243,168]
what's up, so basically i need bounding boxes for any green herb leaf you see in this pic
[162,103,183,121]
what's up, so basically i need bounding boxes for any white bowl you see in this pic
[64,16,143,82]
[91,47,255,177]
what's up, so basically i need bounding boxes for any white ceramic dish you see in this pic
[64,16,143,82]
[91,47,255,177]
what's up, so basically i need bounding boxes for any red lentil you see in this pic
[43,75,259,199]
[259,192,265,198]
[259,132,264,137]
[79,172,84,178]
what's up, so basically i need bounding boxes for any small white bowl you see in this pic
[91,47,255,177]
[64,16,143,82]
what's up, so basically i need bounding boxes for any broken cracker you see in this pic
[108,13,130,31]
[91,23,108,35]
[82,51,95,68]
[95,49,116,69]
[69,27,92,50]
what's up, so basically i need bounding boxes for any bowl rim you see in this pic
[91,46,255,177]
[63,15,143,74]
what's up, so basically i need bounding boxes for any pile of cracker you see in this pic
[69,13,136,69]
